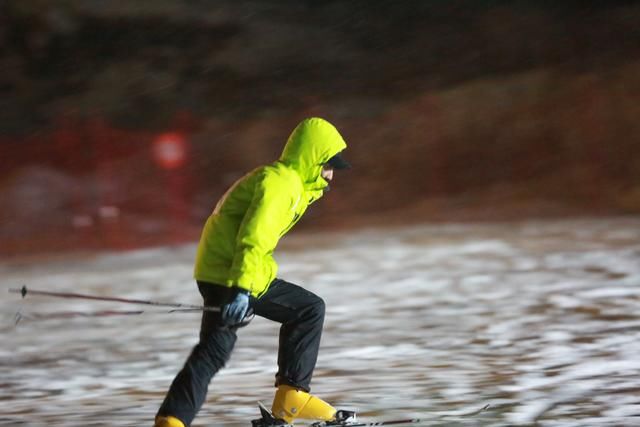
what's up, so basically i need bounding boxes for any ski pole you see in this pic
[9,285,220,312]
[13,308,204,324]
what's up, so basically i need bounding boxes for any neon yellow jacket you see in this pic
[194,118,348,297]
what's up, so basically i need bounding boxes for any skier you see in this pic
[155,117,351,427]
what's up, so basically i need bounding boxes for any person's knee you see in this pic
[199,329,237,369]
[309,296,325,321]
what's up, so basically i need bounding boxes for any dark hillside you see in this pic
[1,1,639,254]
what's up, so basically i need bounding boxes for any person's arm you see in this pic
[228,172,294,294]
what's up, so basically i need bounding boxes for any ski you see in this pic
[251,402,356,427]
[314,403,490,426]
[252,403,490,427]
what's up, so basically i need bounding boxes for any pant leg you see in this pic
[252,278,325,392]
[157,282,237,426]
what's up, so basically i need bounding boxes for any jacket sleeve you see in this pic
[227,172,295,293]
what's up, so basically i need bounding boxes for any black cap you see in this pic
[326,152,351,170]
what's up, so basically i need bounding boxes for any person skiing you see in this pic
[155,117,351,427]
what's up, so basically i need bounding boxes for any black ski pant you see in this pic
[157,278,326,426]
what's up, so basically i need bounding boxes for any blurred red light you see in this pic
[152,132,187,169]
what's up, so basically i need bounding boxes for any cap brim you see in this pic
[326,152,351,170]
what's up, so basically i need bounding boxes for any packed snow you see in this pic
[1,217,639,426]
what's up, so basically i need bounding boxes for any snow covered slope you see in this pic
[1,217,639,426]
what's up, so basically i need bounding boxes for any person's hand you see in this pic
[222,289,250,326]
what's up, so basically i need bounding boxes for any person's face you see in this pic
[321,165,334,181]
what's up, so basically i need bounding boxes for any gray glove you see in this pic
[221,289,250,326]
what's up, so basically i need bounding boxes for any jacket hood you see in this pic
[279,117,347,190]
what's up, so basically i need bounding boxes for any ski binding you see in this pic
[252,402,291,427]
[310,410,357,426]
[251,402,357,427]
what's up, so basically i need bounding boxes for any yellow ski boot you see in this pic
[271,385,336,424]
[154,415,185,427]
